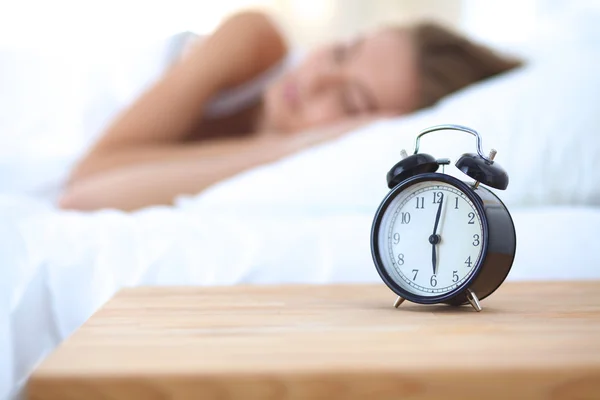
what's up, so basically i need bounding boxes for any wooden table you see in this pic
[27,281,600,400]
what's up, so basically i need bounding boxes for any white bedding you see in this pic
[3,6,600,399]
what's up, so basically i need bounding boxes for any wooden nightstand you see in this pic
[27,281,600,399]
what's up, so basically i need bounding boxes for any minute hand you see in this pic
[432,195,443,236]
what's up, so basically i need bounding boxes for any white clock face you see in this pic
[376,180,484,297]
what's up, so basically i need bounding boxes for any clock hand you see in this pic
[436,195,451,275]
[432,194,444,236]
[430,194,444,275]
[437,193,450,239]
[432,243,437,276]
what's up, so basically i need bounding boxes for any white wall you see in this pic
[0,0,466,49]
[0,0,600,60]
[1,0,595,56]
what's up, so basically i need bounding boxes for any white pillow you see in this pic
[178,49,600,214]
[417,54,600,208]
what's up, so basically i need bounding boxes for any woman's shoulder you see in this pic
[204,47,301,120]
[174,11,289,63]
[166,11,298,120]
[223,10,290,57]
[228,11,288,40]
[200,11,297,119]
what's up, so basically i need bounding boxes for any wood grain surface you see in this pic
[27,281,600,400]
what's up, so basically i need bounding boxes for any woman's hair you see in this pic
[406,21,522,110]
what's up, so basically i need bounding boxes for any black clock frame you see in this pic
[370,172,516,306]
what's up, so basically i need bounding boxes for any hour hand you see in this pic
[429,233,440,275]
[431,243,436,275]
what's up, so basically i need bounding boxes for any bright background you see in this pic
[0,0,595,50]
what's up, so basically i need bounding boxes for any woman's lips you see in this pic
[282,78,299,110]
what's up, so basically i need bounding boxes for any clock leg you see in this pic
[466,289,482,312]
[393,296,405,308]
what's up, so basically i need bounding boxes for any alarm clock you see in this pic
[370,124,516,312]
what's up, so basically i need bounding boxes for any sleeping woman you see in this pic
[59,11,521,212]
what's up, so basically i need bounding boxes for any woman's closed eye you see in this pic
[332,37,362,64]
[332,44,349,64]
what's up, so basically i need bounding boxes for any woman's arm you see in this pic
[68,11,287,183]
[59,118,372,212]
[60,136,284,212]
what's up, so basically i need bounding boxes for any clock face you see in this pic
[374,178,485,298]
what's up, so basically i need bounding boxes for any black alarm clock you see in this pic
[370,124,516,312]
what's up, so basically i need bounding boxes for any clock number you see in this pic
[432,192,443,204]
[452,270,459,282]
[430,275,437,287]
[455,197,459,209]
[465,256,473,268]
[393,233,400,245]
[472,234,480,246]
[415,197,424,209]
[397,253,405,265]
[412,269,419,280]
[468,212,475,224]
[401,212,411,224]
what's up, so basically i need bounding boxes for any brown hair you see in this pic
[407,21,522,109]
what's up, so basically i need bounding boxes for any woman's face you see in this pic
[261,28,418,133]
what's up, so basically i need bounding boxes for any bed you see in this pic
[2,8,600,399]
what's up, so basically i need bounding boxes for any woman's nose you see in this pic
[304,65,342,96]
